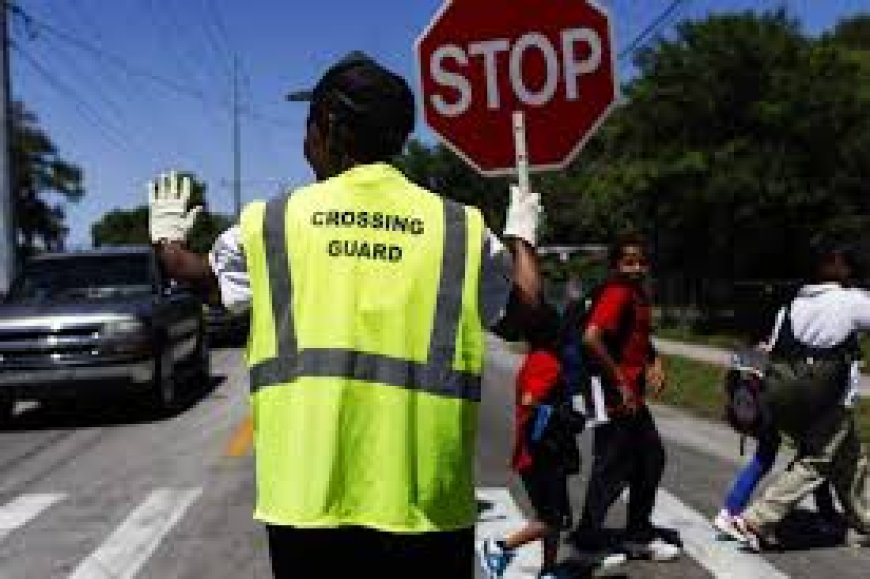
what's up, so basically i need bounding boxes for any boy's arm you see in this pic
[518,354,560,407]
[647,355,667,396]
[520,391,538,407]
[582,324,638,411]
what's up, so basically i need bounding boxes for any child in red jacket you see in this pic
[479,305,614,578]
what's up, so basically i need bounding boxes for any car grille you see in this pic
[0,324,106,368]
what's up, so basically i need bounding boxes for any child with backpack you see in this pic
[714,347,841,541]
[478,304,593,578]
[567,233,681,562]
[732,239,870,551]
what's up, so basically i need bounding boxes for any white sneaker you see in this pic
[476,538,515,578]
[846,528,870,547]
[713,509,745,542]
[624,537,681,561]
[591,552,628,576]
[647,538,681,561]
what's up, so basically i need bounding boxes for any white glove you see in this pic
[503,184,542,247]
[148,171,203,243]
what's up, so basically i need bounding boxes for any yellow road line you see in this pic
[224,415,253,457]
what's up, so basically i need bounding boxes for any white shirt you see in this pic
[770,283,870,348]
[768,282,870,406]
[209,225,514,329]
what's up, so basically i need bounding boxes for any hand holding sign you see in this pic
[504,182,542,248]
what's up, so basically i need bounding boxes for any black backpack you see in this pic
[566,278,639,410]
[724,303,858,440]
[525,359,586,475]
[723,348,769,438]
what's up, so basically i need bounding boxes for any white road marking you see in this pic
[69,487,202,579]
[476,487,541,578]
[650,489,789,578]
[0,493,66,541]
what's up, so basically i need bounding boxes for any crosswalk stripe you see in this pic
[0,493,66,541]
[651,489,789,578]
[475,487,541,578]
[68,487,202,579]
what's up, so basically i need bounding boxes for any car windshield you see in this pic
[5,254,154,304]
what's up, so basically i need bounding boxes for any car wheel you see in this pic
[194,327,210,385]
[149,345,177,416]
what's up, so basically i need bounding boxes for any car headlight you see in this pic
[102,318,146,337]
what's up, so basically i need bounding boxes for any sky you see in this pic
[9,0,870,248]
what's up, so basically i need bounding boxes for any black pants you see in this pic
[266,524,474,578]
[521,461,571,529]
[577,405,666,540]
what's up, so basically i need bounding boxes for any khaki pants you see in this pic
[744,406,870,534]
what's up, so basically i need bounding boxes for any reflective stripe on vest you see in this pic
[249,194,481,401]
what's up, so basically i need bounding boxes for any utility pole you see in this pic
[0,2,15,295]
[232,55,241,221]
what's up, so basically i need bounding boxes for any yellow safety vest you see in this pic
[240,163,485,533]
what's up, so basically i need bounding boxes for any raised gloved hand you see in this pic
[503,184,542,247]
[148,171,203,243]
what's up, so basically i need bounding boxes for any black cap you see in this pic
[286,51,415,157]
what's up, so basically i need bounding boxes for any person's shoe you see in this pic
[477,538,515,578]
[845,528,870,547]
[732,516,763,553]
[713,509,745,542]
[623,536,681,561]
[589,552,628,576]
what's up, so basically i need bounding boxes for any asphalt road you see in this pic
[0,339,867,578]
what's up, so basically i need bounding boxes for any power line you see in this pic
[35,31,128,132]
[159,0,232,90]
[11,42,143,157]
[12,5,211,102]
[618,0,690,61]
[8,2,293,127]
[200,0,235,79]
[139,0,224,103]
[204,0,234,58]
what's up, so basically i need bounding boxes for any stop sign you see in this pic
[416,0,618,176]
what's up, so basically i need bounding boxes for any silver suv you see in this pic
[0,246,209,420]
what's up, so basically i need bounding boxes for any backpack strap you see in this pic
[771,303,855,363]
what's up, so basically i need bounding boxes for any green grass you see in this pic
[658,355,728,422]
[655,326,748,350]
[659,327,870,377]
[659,355,870,444]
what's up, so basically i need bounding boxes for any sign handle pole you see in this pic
[512,110,531,196]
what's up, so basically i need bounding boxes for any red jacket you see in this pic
[512,349,561,472]
[586,280,653,411]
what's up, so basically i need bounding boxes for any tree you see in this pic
[92,174,233,254]
[394,10,870,333]
[12,101,84,255]
[393,140,510,231]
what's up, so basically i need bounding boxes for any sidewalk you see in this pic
[654,336,870,396]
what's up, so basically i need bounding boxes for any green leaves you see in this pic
[393,9,870,286]
[12,101,85,255]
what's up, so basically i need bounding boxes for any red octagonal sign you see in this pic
[416,0,618,176]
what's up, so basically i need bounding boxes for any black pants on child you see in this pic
[267,524,474,578]
[576,405,666,542]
